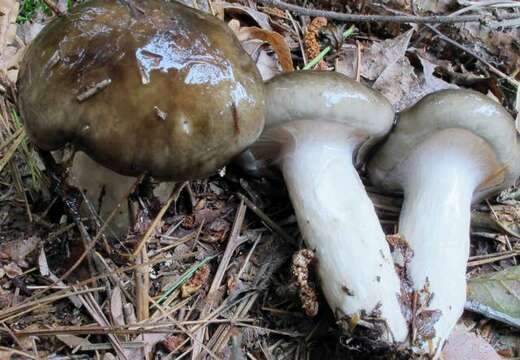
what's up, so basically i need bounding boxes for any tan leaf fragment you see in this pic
[57,334,93,349]
[181,263,210,298]
[362,29,414,81]
[110,286,125,327]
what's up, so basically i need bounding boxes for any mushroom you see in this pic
[17,0,264,182]
[17,0,265,235]
[242,71,409,342]
[368,89,520,353]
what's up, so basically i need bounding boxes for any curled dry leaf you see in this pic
[222,2,272,30]
[304,17,328,70]
[368,34,458,111]
[238,26,294,72]
[362,29,414,81]
[162,335,186,353]
[291,249,318,317]
[373,56,420,110]
[181,263,210,298]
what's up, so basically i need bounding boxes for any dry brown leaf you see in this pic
[373,47,458,111]
[335,45,358,79]
[373,57,420,110]
[4,262,22,278]
[239,26,294,72]
[362,29,414,81]
[181,263,210,298]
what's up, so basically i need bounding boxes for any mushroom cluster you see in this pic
[241,85,520,355]
[17,0,520,356]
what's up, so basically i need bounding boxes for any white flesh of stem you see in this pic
[276,122,408,342]
[398,129,499,354]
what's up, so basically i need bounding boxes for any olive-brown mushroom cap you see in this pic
[18,0,264,181]
[259,71,395,165]
[368,89,520,201]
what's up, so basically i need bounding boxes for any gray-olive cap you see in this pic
[18,0,264,181]
[262,71,395,165]
[368,89,520,201]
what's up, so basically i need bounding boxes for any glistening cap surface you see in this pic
[18,0,265,181]
[368,89,520,200]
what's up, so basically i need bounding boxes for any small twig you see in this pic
[465,299,520,328]
[0,346,37,360]
[135,246,150,324]
[237,193,294,244]
[424,24,519,87]
[355,40,362,82]
[42,0,64,16]
[0,287,105,323]
[467,251,520,267]
[132,182,186,256]
[236,234,262,281]
[76,79,112,102]
[0,127,25,175]
[258,0,520,24]
[191,200,247,359]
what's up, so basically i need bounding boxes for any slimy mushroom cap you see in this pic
[18,0,265,181]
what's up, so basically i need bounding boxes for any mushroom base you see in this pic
[275,122,408,343]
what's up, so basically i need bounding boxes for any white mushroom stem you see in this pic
[270,121,408,342]
[397,129,500,353]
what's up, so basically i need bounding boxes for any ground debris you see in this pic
[2,0,520,358]
[291,248,319,317]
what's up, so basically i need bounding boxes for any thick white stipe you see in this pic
[275,122,408,342]
[398,129,498,354]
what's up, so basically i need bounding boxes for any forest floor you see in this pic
[1,0,520,359]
